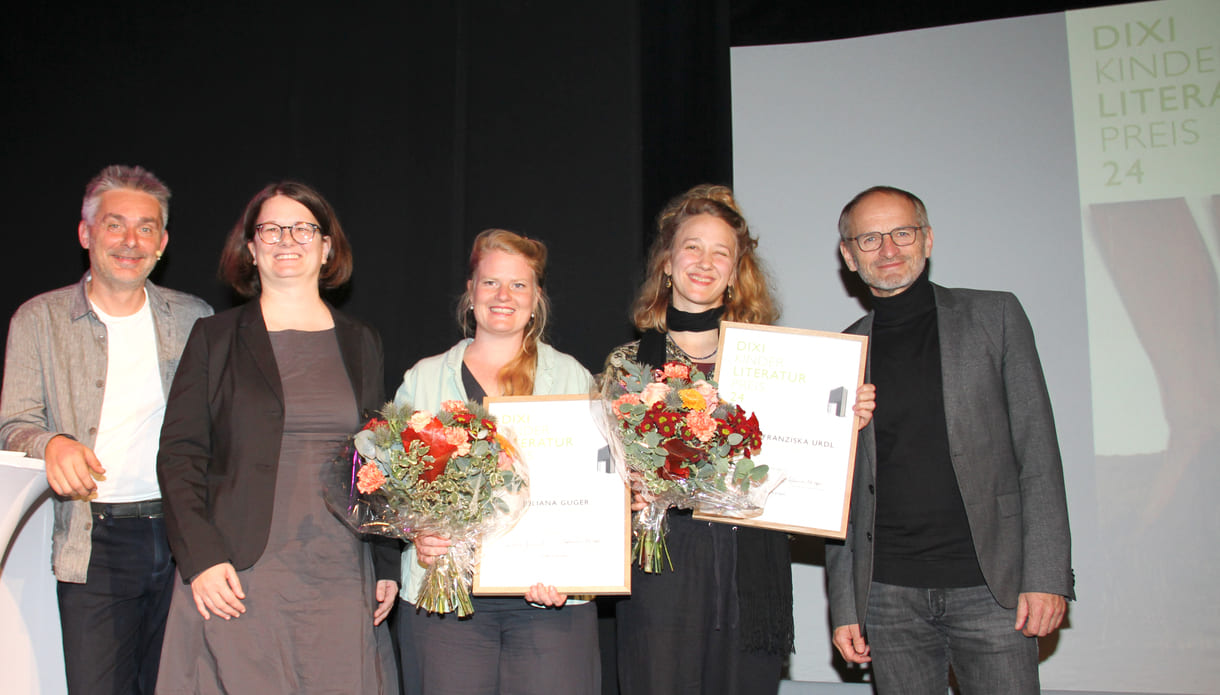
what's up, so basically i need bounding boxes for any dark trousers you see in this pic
[401,597,599,695]
[57,512,175,695]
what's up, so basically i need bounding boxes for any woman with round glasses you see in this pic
[156,182,398,693]
[395,229,600,694]
[603,184,874,695]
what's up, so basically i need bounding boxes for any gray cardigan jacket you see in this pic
[0,275,212,582]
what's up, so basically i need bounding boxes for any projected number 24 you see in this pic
[1103,160,1144,186]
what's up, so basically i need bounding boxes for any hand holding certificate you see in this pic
[700,321,868,538]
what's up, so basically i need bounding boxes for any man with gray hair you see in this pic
[0,165,212,694]
[825,185,1073,694]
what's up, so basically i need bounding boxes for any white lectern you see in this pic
[1,456,67,694]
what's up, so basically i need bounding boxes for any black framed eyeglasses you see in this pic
[847,226,923,252]
[254,221,320,245]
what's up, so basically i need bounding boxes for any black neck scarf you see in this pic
[667,304,724,332]
[637,305,725,369]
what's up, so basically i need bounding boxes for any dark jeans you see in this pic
[864,582,1040,695]
[57,512,175,695]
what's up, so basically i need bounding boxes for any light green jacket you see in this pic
[392,339,594,604]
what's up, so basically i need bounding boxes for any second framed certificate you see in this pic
[474,395,631,595]
[696,321,867,538]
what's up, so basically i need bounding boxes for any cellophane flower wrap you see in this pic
[599,359,773,573]
[327,399,527,617]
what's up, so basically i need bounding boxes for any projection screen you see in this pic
[731,1,1219,692]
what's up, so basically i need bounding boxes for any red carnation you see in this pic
[362,417,387,432]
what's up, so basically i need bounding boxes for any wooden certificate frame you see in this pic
[695,321,868,538]
[474,395,631,595]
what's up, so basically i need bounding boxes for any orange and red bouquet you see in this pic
[601,360,769,572]
[331,400,526,616]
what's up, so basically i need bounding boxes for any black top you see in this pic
[869,271,984,588]
[461,362,488,403]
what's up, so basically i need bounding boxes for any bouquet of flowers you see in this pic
[328,399,527,616]
[601,359,772,572]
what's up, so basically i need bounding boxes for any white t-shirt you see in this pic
[90,293,165,502]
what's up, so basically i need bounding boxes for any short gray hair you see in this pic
[838,185,929,240]
[81,164,171,228]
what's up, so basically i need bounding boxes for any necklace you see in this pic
[670,334,718,362]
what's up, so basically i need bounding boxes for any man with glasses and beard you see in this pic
[826,185,1073,695]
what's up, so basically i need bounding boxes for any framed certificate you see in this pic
[474,395,631,595]
[696,321,867,538]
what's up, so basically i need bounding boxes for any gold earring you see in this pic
[725,285,733,301]
[664,275,672,289]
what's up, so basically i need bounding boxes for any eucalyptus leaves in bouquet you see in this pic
[340,399,527,616]
[603,359,768,572]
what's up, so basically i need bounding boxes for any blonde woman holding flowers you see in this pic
[603,184,875,695]
[155,182,399,693]
[394,229,599,694]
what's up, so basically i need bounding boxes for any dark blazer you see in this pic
[826,284,1074,629]
[157,301,397,583]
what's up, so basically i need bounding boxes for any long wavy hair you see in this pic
[632,184,779,331]
[455,229,551,396]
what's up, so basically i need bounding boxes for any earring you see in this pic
[664,275,672,289]
[155,251,163,260]
[469,303,474,312]
[725,285,733,302]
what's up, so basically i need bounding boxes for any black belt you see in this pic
[91,499,163,519]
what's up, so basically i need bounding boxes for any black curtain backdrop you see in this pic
[1,1,667,394]
[1,0,1124,391]
[730,0,1130,45]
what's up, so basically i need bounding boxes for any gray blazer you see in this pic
[825,284,1074,629]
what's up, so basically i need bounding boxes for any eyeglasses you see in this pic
[254,221,320,245]
[846,226,923,252]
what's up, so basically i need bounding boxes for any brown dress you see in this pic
[157,330,392,694]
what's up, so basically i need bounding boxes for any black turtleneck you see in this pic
[869,270,984,588]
